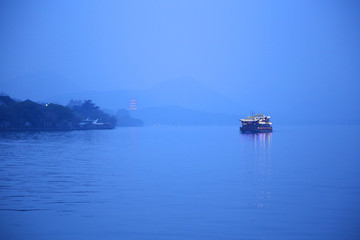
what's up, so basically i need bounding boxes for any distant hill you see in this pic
[44,78,245,126]
[142,78,242,114]
[49,78,242,113]
[131,106,240,126]
[46,78,244,126]
[50,89,134,110]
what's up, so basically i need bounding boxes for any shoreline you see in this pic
[0,127,115,132]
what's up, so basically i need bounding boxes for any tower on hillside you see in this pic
[129,99,137,110]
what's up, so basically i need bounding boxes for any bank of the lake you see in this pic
[0,95,142,131]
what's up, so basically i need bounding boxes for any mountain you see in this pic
[140,78,242,114]
[50,78,243,114]
[46,78,244,126]
[50,89,135,110]
[45,78,246,126]
[131,106,240,126]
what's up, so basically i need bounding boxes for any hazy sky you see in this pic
[1,0,359,118]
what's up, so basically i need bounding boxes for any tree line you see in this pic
[0,95,131,130]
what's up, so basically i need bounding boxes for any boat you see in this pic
[78,118,114,129]
[240,114,272,133]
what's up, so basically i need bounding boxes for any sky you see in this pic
[0,0,360,121]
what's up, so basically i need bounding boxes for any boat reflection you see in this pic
[239,132,272,211]
[240,132,272,151]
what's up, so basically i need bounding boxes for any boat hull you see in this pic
[240,125,272,133]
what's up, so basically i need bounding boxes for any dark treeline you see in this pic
[0,95,142,130]
[67,99,117,127]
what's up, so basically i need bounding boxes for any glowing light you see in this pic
[129,99,137,110]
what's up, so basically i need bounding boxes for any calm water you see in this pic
[0,126,359,240]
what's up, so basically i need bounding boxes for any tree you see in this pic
[70,100,117,126]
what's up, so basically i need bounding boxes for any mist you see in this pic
[1,0,360,124]
[2,2,360,239]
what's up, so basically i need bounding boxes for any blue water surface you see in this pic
[0,125,359,240]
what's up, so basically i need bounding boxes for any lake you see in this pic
[0,125,359,239]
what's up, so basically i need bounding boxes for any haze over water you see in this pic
[1,125,359,239]
[1,1,360,124]
[1,1,360,239]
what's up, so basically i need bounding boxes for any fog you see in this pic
[1,0,359,124]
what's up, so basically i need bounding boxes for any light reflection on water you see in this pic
[239,132,272,210]
[240,132,271,149]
